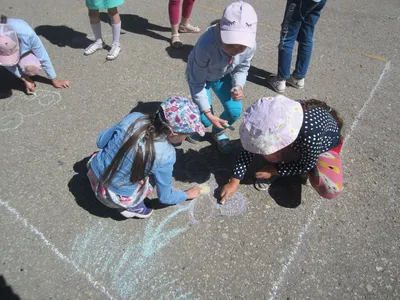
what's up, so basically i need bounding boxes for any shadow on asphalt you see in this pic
[35,25,94,49]
[0,275,21,300]
[100,13,170,42]
[0,67,54,99]
[68,156,126,221]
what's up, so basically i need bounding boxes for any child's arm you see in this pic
[231,47,256,90]
[29,32,57,80]
[152,159,188,205]
[30,30,70,88]
[187,43,211,112]
[220,150,255,203]
[96,124,118,149]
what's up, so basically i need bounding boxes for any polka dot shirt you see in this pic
[232,107,341,179]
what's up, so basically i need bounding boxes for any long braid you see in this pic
[101,112,168,186]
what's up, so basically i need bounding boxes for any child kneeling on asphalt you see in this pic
[221,95,344,203]
[87,96,205,219]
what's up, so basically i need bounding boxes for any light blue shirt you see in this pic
[186,24,256,112]
[90,112,187,205]
[6,18,56,79]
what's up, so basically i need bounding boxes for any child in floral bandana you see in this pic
[87,96,206,219]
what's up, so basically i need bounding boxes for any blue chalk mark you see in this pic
[142,204,191,257]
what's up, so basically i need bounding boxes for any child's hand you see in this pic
[231,85,243,101]
[220,178,240,204]
[21,75,36,95]
[52,78,71,89]
[255,165,277,179]
[206,114,228,130]
[185,186,202,200]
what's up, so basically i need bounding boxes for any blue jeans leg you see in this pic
[278,0,302,80]
[209,75,243,134]
[294,0,327,78]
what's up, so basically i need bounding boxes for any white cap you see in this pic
[220,1,258,48]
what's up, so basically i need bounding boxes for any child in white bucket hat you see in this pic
[0,16,70,94]
[186,1,257,154]
[221,95,344,203]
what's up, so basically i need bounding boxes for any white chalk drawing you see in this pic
[71,174,246,299]
[0,89,62,132]
[185,173,247,225]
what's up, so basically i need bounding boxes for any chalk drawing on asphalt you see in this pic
[0,89,62,132]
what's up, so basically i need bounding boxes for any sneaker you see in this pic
[84,41,104,56]
[106,44,121,61]
[254,177,277,191]
[212,132,233,154]
[287,75,305,89]
[268,75,286,94]
[186,132,203,144]
[120,201,153,219]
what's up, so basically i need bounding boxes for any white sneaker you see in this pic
[268,75,286,94]
[287,75,305,89]
[106,44,121,61]
[84,42,104,56]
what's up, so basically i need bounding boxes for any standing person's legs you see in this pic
[210,75,241,154]
[309,149,343,199]
[169,0,183,48]
[84,9,104,55]
[106,6,121,60]
[292,0,327,81]
[179,0,200,33]
[269,0,303,93]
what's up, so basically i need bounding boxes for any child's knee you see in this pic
[108,7,119,16]
[88,9,99,18]
[227,105,242,121]
[23,65,40,76]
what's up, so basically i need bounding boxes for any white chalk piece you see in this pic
[223,123,235,131]
[199,184,211,195]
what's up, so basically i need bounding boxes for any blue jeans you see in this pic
[278,0,327,80]
[201,74,243,134]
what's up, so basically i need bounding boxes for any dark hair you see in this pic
[1,15,7,24]
[300,99,344,137]
[101,113,170,186]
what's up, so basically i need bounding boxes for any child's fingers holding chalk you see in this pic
[185,186,202,200]
[231,85,243,101]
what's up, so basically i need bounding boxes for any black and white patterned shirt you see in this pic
[232,107,341,179]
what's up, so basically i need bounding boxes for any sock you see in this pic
[111,22,121,45]
[90,22,103,44]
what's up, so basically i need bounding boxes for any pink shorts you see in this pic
[309,149,343,199]
[18,53,42,76]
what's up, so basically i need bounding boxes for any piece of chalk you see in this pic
[233,87,239,92]
[199,184,210,195]
[223,123,235,131]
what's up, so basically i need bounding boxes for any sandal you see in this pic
[254,177,277,191]
[171,34,183,48]
[212,132,233,154]
[178,23,201,34]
